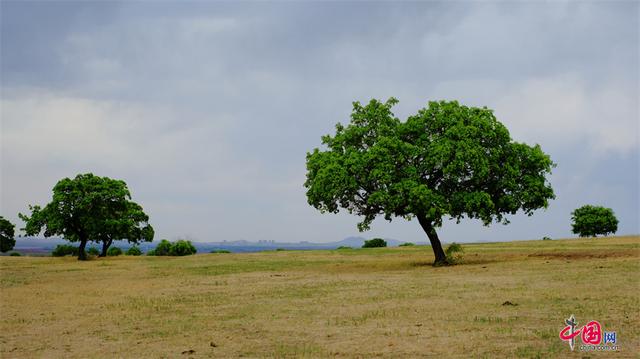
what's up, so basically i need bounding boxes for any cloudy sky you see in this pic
[1,1,638,244]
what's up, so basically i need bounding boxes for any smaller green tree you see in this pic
[19,173,153,260]
[0,216,16,253]
[571,205,618,237]
[362,238,387,248]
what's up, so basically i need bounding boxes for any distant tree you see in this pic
[0,216,16,253]
[362,238,387,248]
[169,240,197,256]
[571,205,618,237]
[126,246,142,256]
[19,173,154,260]
[399,242,415,247]
[305,99,555,265]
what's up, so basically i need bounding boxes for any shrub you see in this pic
[52,244,78,257]
[542,236,552,241]
[275,248,286,251]
[168,240,197,256]
[362,238,387,248]
[336,246,352,250]
[571,205,619,237]
[445,242,464,264]
[210,249,231,254]
[10,252,21,256]
[154,239,172,256]
[87,247,100,256]
[107,247,123,256]
[126,246,142,256]
[399,242,415,247]
[149,239,197,256]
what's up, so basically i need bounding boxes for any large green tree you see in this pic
[0,216,16,253]
[305,99,555,265]
[19,173,154,260]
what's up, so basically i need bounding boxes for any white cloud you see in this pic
[494,76,638,153]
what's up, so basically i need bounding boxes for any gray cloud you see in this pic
[1,1,638,243]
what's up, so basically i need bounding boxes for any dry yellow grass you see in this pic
[1,236,638,358]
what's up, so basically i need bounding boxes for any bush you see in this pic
[399,242,415,247]
[362,238,387,248]
[210,249,231,254]
[275,248,286,251]
[336,246,352,250]
[126,246,142,256]
[52,244,78,257]
[154,239,172,256]
[571,205,619,237]
[168,240,197,256]
[87,247,100,256]
[149,239,197,256]
[10,252,21,256]
[445,242,464,264]
[107,247,123,256]
[542,236,552,241]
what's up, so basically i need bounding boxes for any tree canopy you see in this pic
[19,173,154,260]
[305,99,555,265]
[571,205,618,237]
[0,216,16,253]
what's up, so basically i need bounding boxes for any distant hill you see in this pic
[11,236,426,254]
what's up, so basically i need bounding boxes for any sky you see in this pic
[1,1,638,244]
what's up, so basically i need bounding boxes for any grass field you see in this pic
[1,236,638,358]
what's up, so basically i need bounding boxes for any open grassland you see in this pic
[1,236,638,358]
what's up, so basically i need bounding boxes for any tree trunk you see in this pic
[100,238,113,257]
[416,215,449,266]
[78,239,88,261]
